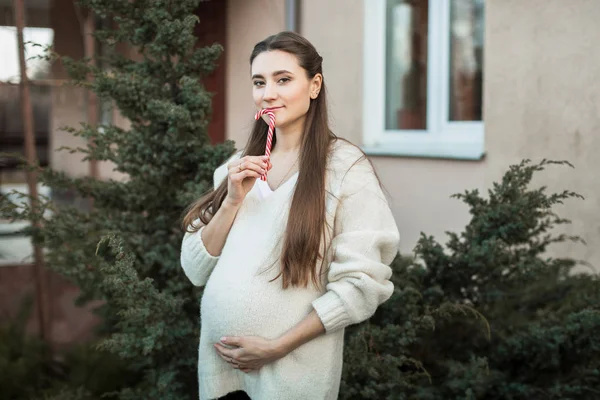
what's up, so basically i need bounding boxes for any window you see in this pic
[0,2,53,266]
[362,0,485,160]
[0,26,54,83]
[0,26,54,171]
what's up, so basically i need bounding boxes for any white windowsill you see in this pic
[361,143,485,160]
[361,132,485,160]
[361,126,485,161]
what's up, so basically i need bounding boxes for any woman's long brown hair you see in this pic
[182,32,365,290]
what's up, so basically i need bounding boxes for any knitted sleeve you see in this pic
[311,156,400,333]
[180,151,242,287]
[180,224,219,287]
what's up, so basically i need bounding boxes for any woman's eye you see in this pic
[253,78,289,86]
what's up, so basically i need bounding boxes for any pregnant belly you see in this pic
[200,263,317,341]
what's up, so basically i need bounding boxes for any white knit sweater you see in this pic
[180,140,400,400]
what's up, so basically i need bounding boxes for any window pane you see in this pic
[0,26,54,83]
[449,0,484,121]
[385,0,428,130]
[0,84,51,169]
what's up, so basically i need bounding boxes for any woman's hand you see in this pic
[225,156,272,207]
[214,336,286,373]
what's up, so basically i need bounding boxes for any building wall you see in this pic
[48,0,227,181]
[223,0,485,256]
[225,0,599,272]
[225,0,286,147]
[485,0,600,270]
[300,0,485,255]
[16,0,595,269]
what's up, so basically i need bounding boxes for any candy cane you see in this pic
[254,109,276,181]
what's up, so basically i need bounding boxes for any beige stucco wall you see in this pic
[223,0,486,256]
[225,0,599,272]
[48,0,134,182]
[485,0,600,271]
[49,85,88,177]
[300,0,485,255]
[225,0,485,256]
[50,85,127,182]
[225,0,286,147]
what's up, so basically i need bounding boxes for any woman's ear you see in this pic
[310,73,323,99]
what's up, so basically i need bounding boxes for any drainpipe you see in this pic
[285,0,300,33]
[83,12,99,181]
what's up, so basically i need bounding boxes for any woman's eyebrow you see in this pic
[251,70,294,80]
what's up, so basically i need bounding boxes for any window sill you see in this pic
[361,142,486,161]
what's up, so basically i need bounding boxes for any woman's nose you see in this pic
[262,83,277,100]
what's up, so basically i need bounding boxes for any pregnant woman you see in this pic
[180,31,400,400]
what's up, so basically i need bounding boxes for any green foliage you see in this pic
[340,159,600,399]
[0,297,135,400]
[1,0,234,398]
[0,296,51,399]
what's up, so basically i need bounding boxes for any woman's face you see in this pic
[251,50,321,131]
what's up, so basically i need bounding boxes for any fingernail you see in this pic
[220,337,227,342]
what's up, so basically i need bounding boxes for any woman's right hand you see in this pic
[224,155,271,207]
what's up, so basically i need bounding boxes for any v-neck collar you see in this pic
[255,171,299,199]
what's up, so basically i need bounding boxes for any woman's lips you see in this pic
[263,106,284,112]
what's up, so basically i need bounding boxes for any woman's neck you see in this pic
[272,124,303,155]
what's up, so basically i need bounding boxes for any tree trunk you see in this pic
[13,0,49,341]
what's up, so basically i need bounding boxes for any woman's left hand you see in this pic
[214,336,286,373]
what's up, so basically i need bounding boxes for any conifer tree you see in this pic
[340,159,600,399]
[2,0,233,398]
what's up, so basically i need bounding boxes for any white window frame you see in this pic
[361,0,485,160]
[0,183,51,266]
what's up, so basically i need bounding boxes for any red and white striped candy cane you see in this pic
[254,109,276,181]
